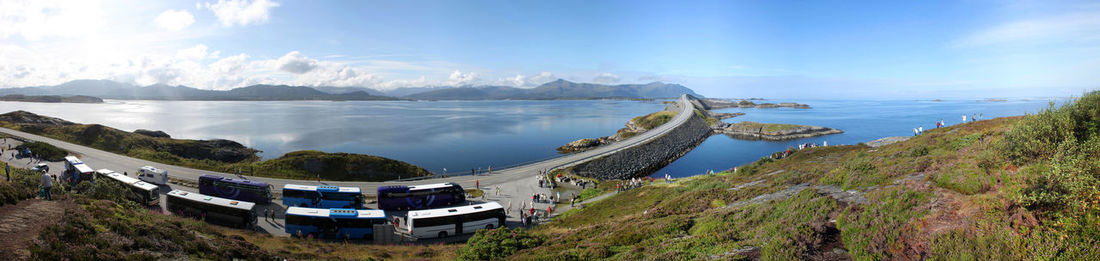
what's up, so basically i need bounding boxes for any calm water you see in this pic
[653,99,1062,178]
[0,98,1060,178]
[0,99,665,173]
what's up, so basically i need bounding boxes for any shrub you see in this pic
[14,141,69,161]
[457,227,543,261]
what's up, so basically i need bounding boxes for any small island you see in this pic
[716,121,842,141]
[0,94,104,103]
[558,109,678,153]
[700,98,810,110]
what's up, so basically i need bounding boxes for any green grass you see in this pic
[502,91,1100,260]
[632,110,677,130]
[14,141,69,161]
[728,121,806,132]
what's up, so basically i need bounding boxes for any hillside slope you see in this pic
[485,91,1100,260]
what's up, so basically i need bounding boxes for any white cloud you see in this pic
[497,71,556,87]
[592,72,620,84]
[448,70,480,86]
[276,51,318,74]
[954,11,1100,47]
[203,0,280,27]
[154,9,195,31]
[0,0,105,40]
[176,44,219,60]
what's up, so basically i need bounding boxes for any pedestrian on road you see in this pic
[571,197,575,207]
[495,186,500,196]
[41,171,52,200]
[5,164,10,182]
[264,209,270,222]
[475,179,479,189]
[546,206,552,218]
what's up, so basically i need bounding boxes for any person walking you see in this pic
[475,179,479,189]
[41,171,52,200]
[919,126,924,134]
[5,163,10,182]
[571,197,576,207]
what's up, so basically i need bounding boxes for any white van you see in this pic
[138,166,169,185]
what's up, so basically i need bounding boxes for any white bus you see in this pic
[166,190,257,228]
[64,156,95,183]
[94,169,160,206]
[137,166,169,185]
[394,202,506,239]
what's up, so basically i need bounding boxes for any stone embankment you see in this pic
[570,107,713,180]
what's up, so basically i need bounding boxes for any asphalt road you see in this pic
[0,94,693,238]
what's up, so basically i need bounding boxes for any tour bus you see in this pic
[166,189,257,228]
[377,182,466,211]
[95,169,160,205]
[137,166,169,185]
[284,207,388,239]
[198,175,272,204]
[64,156,95,183]
[282,184,364,209]
[394,202,506,239]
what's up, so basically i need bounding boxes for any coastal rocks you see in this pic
[557,137,614,153]
[699,98,811,110]
[866,136,911,148]
[717,121,842,141]
[571,111,713,180]
[710,112,744,120]
[134,129,171,138]
[168,139,260,163]
[0,111,75,126]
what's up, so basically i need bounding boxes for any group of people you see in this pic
[616,177,650,192]
[963,113,983,123]
[914,113,986,136]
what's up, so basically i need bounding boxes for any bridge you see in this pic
[0,94,699,236]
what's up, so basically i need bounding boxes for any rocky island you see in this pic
[557,109,678,153]
[700,98,811,110]
[716,121,843,141]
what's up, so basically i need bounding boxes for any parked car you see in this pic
[31,163,49,172]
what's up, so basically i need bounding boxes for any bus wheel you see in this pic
[485,224,494,230]
[438,231,447,238]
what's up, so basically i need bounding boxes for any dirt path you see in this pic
[0,198,74,260]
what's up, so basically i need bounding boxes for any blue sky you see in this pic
[0,0,1097,98]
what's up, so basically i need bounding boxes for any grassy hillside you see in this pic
[0,174,454,260]
[248,150,432,181]
[0,111,432,181]
[472,91,1100,260]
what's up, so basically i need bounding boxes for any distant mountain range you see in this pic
[0,79,699,101]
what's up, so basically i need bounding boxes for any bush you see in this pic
[14,141,69,161]
[457,227,543,261]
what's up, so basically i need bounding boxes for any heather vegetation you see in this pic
[497,91,1100,259]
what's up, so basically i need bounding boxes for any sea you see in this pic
[0,98,1062,178]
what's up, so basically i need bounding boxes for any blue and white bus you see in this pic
[198,175,272,204]
[394,202,506,239]
[282,184,364,209]
[377,182,466,211]
[284,207,388,239]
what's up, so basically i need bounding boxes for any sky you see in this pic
[0,0,1097,99]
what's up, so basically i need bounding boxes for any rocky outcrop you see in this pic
[557,138,614,153]
[711,112,745,120]
[700,98,811,110]
[866,136,911,148]
[134,129,171,138]
[0,111,75,126]
[717,121,842,141]
[571,110,713,180]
